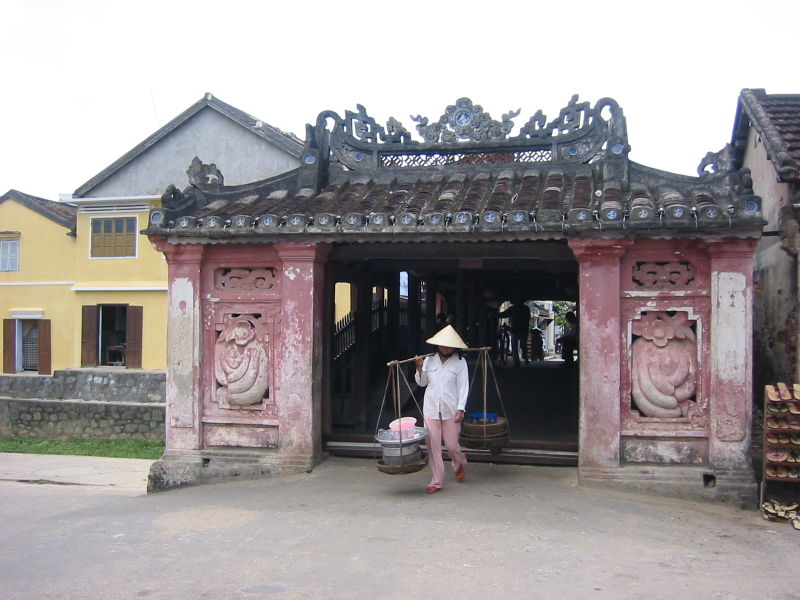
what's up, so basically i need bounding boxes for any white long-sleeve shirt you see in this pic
[414,353,469,420]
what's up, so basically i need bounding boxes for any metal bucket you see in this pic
[375,426,428,447]
[382,448,423,465]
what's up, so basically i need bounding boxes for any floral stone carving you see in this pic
[214,315,269,406]
[631,312,697,418]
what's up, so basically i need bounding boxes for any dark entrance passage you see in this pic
[323,239,579,466]
[79,304,143,368]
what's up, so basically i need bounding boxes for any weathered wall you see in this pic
[146,239,330,490]
[570,236,757,504]
[0,369,165,441]
[0,398,164,441]
[746,126,798,386]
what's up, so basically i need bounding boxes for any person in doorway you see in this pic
[530,328,544,362]
[558,311,578,365]
[414,325,469,494]
[498,297,531,367]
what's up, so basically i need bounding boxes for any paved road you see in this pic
[0,453,798,600]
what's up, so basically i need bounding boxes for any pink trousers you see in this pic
[424,416,467,488]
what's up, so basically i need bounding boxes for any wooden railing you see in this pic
[333,312,355,360]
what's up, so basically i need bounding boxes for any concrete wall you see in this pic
[85,108,300,197]
[0,369,165,442]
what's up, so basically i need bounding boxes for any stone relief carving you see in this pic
[215,268,276,290]
[214,315,269,407]
[631,312,697,418]
[632,262,695,289]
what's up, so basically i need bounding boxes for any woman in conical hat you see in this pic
[414,325,469,494]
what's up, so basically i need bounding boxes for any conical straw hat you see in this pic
[425,325,467,349]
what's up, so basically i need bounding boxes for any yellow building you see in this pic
[2,94,302,372]
[1,190,77,373]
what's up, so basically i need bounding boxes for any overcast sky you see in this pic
[2,0,798,201]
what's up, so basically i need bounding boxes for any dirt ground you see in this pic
[0,454,798,600]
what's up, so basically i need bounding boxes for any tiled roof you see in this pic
[145,96,764,242]
[74,93,304,197]
[734,88,800,182]
[1,189,77,231]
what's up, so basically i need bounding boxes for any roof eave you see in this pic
[735,88,800,183]
[1,189,77,230]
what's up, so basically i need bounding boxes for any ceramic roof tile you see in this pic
[1,189,77,231]
[736,89,800,181]
[147,95,763,239]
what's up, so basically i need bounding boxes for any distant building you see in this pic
[1,189,76,373]
[2,94,302,372]
[731,89,800,388]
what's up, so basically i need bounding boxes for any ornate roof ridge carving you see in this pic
[310,95,629,172]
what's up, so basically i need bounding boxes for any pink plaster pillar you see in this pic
[274,242,331,467]
[569,239,633,470]
[151,238,205,451]
[706,238,758,470]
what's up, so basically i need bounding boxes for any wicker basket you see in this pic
[461,417,508,437]
[460,417,509,451]
[459,433,509,452]
[377,455,429,475]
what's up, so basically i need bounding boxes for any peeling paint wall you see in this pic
[160,243,204,451]
[570,239,630,470]
[153,239,330,478]
[708,240,757,471]
[745,127,798,386]
[571,237,756,475]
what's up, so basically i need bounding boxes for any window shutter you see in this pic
[81,305,98,367]
[126,306,143,368]
[3,319,16,373]
[38,319,52,375]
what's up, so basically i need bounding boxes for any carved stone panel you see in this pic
[632,262,695,289]
[630,311,698,419]
[215,268,276,291]
[214,314,270,408]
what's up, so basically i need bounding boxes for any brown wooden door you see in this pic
[126,306,143,368]
[81,305,98,367]
[3,319,16,373]
[38,319,51,375]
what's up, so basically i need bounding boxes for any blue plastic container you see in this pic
[467,412,498,424]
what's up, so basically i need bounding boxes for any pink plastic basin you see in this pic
[389,417,417,438]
